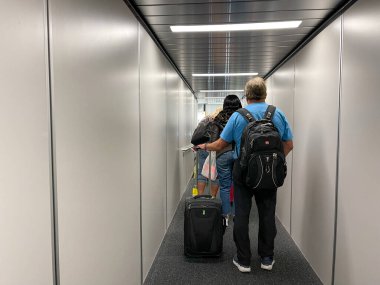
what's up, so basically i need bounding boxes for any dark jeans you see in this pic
[216,151,234,216]
[233,176,277,266]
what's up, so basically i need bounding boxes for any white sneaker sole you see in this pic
[261,260,275,270]
[233,259,251,273]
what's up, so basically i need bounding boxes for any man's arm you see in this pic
[283,140,293,157]
[199,138,229,152]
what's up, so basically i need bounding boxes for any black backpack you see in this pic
[237,105,287,189]
[191,118,223,146]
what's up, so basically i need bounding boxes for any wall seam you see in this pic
[165,65,168,230]
[138,23,143,285]
[331,15,344,285]
[179,87,181,193]
[45,0,60,283]
[290,60,296,236]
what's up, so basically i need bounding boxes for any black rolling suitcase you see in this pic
[184,150,224,257]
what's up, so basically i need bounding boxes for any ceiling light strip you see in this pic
[170,21,302,33]
[199,90,244,93]
[193,73,258,77]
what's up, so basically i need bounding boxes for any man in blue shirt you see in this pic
[198,77,293,273]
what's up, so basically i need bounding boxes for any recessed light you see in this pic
[170,21,302,33]
[198,90,244,93]
[193,73,258,77]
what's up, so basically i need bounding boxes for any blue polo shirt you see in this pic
[220,102,293,159]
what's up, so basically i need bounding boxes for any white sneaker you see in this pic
[233,255,251,273]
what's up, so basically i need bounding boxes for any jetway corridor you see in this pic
[1,0,380,285]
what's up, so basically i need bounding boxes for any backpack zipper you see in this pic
[253,156,264,188]
[272,153,279,188]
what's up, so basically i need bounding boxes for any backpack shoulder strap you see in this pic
[237,108,255,123]
[264,105,276,121]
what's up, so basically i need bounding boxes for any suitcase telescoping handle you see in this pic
[194,148,212,196]
[196,149,199,183]
[194,194,213,199]
[208,150,211,194]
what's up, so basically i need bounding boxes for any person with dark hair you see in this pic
[208,94,242,225]
[198,77,293,273]
[196,108,221,197]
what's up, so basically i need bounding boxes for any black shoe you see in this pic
[260,256,275,270]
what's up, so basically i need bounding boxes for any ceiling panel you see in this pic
[167,46,294,54]
[162,38,302,46]
[138,2,338,15]
[145,10,328,25]
[132,0,349,94]
[136,0,342,8]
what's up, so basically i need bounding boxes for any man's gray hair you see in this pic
[245,77,267,100]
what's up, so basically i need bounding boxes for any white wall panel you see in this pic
[166,64,180,226]
[186,94,196,188]
[185,91,193,144]
[50,1,141,284]
[179,82,189,193]
[292,18,341,285]
[270,60,295,233]
[178,82,188,149]
[335,1,380,284]
[180,149,194,195]
[0,1,54,284]
[265,76,274,105]
[191,96,197,180]
[140,27,167,280]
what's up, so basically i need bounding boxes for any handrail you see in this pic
[181,145,194,152]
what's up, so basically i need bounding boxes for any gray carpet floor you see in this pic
[144,180,322,285]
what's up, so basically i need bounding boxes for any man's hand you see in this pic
[200,139,229,152]
[191,146,200,152]
[197,144,206,150]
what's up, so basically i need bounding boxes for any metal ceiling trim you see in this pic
[137,0,270,6]
[123,0,197,99]
[264,0,357,80]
